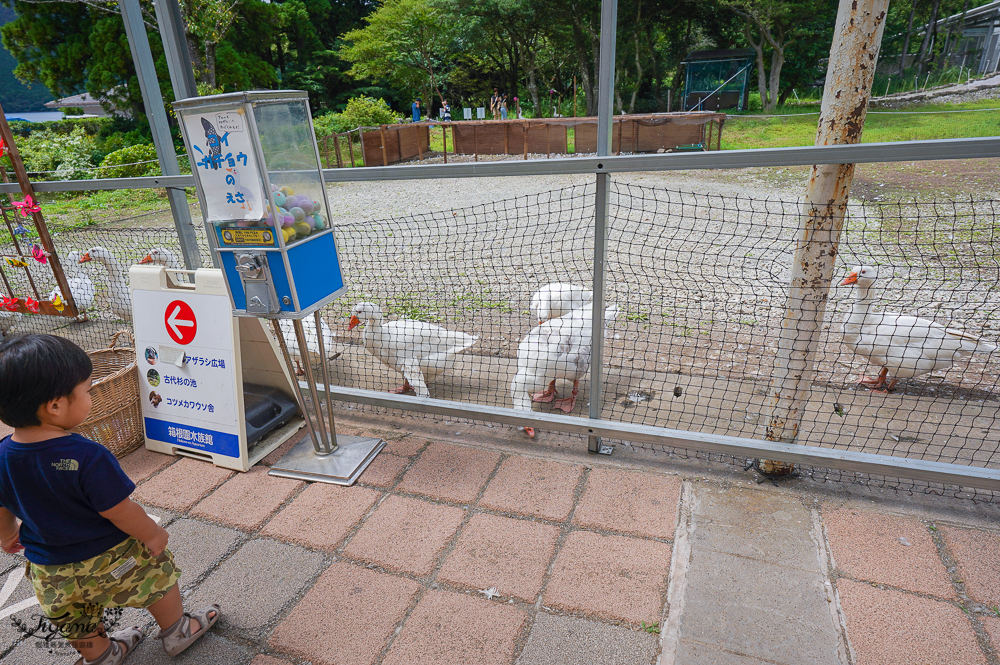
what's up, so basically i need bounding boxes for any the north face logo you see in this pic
[51,459,79,471]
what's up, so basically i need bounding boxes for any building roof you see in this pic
[44,92,105,109]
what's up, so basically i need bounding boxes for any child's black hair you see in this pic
[0,334,93,428]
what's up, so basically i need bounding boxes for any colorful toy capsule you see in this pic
[294,221,313,237]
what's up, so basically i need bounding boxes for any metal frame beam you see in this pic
[6,136,1000,194]
[317,385,1000,491]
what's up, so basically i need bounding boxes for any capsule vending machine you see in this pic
[172,90,384,485]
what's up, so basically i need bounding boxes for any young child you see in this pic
[0,334,220,665]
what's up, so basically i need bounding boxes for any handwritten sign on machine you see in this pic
[180,109,265,224]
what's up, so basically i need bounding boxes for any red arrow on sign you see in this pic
[165,300,197,345]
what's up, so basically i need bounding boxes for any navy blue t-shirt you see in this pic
[0,433,135,565]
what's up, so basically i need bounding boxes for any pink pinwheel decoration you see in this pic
[11,195,41,218]
[1,296,19,312]
[31,244,49,264]
[24,298,39,313]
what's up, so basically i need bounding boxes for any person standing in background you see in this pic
[441,100,452,121]
[500,94,508,120]
[411,98,421,123]
[490,89,500,120]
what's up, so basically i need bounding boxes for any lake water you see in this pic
[4,111,65,122]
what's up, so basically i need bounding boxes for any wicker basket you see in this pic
[74,331,144,458]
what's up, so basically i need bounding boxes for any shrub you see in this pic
[17,127,97,180]
[313,96,401,136]
[97,144,161,178]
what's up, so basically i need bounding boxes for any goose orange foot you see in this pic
[531,380,558,403]
[390,380,416,395]
[552,381,579,413]
[858,368,897,393]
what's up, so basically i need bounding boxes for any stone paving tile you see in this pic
[382,589,527,665]
[518,613,660,665]
[250,656,295,665]
[544,530,671,624]
[823,507,954,598]
[132,458,234,512]
[0,549,25,574]
[673,549,841,665]
[689,486,818,571]
[343,495,465,576]
[186,538,325,639]
[166,518,243,586]
[0,572,41,652]
[395,442,500,503]
[269,561,421,665]
[573,467,681,539]
[358,452,410,489]
[120,632,256,665]
[119,447,177,484]
[981,616,1000,653]
[191,467,303,531]
[437,513,559,601]
[670,641,772,664]
[478,456,583,521]
[260,430,304,467]
[4,606,150,665]
[837,578,985,665]
[261,483,381,551]
[941,525,1000,607]
[378,433,424,458]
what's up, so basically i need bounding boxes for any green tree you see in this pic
[725,0,822,112]
[339,0,464,107]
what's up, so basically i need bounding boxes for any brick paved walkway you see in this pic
[1,417,999,664]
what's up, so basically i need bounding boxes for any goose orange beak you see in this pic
[139,254,154,264]
[840,272,858,286]
[524,427,536,439]
[78,252,92,264]
[348,314,360,330]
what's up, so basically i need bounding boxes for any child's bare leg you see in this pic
[70,628,111,661]
[146,583,186,630]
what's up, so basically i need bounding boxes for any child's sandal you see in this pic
[73,625,144,665]
[157,604,221,656]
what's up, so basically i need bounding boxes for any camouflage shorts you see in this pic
[26,537,181,640]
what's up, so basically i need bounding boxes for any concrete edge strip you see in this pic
[811,507,855,665]
[658,480,694,665]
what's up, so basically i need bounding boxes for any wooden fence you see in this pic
[318,112,725,168]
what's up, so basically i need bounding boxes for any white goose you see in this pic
[530,283,593,324]
[48,250,95,321]
[841,265,997,392]
[79,247,132,322]
[139,247,183,269]
[278,317,338,376]
[511,303,618,437]
[348,301,478,397]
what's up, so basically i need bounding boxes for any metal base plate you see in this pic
[267,434,385,486]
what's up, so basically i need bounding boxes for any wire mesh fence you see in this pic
[4,182,999,499]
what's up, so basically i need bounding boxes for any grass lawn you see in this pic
[722,98,1000,150]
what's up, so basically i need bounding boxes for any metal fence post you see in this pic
[121,0,202,269]
[589,0,617,454]
[761,0,889,476]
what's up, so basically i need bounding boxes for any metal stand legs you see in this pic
[267,314,384,485]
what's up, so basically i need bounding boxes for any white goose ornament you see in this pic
[530,283,593,324]
[348,301,478,397]
[48,250,95,321]
[511,303,618,437]
[841,265,996,392]
[79,247,132,322]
